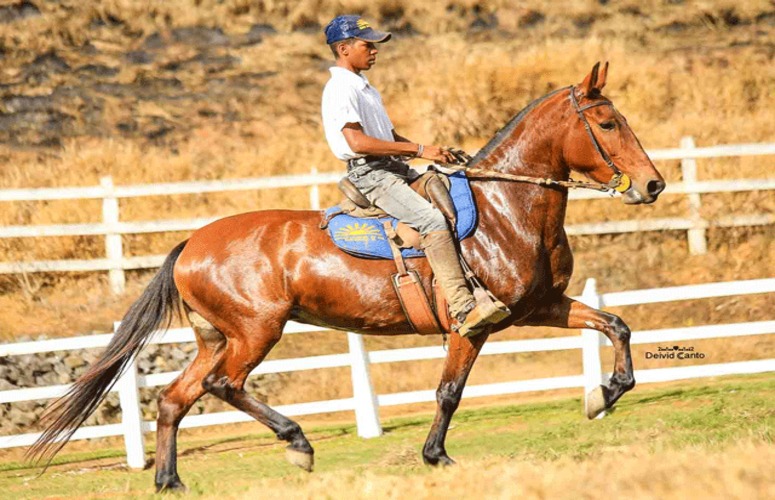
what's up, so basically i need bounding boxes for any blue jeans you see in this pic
[347,160,448,235]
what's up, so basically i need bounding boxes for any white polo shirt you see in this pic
[321,66,394,161]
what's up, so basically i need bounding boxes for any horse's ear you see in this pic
[578,62,600,96]
[596,62,609,91]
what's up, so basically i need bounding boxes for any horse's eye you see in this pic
[599,121,616,131]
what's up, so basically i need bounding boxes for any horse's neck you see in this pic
[468,94,572,247]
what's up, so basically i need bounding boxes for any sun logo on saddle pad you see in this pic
[334,222,384,244]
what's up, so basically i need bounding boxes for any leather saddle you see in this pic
[334,169,457,250]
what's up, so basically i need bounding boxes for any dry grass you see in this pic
[247,443,775,500]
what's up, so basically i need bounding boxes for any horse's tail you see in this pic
[27,240,188,467]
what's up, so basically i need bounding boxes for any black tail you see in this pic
[27,240,188,467]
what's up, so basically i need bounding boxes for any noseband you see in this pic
[569,86,631,193]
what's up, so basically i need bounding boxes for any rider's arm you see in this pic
[342,123,454,163]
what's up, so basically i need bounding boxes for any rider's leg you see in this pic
[354,164,497,336]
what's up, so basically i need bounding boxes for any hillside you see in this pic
[1,0,775,339]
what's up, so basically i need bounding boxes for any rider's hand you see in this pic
[419,145,456,164]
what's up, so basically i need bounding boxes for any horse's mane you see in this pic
[468,86,571,167]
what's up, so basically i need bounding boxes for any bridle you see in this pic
[442,86,633,194]
[568,85,631,193]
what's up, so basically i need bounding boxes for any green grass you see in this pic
[3,373,775,499]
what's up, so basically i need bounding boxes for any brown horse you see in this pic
[30,63,665,491]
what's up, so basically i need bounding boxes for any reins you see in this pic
[441,86,632,195]
[440,161,613,193]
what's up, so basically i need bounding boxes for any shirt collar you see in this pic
[329,66,370,89]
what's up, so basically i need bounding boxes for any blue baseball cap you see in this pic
[324,15,391,45]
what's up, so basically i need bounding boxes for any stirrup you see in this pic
[457,288,511,338]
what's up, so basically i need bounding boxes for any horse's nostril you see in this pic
[647,179,665,196]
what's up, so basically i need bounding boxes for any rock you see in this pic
[137,357,151,374]
[64,354,86,369]
[10,407,31,426]
[0,1,40,24]
[4,365,20,383]
[153,355,167,370]
[16,401,36,412]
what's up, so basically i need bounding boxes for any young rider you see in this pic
[320,15,500,337]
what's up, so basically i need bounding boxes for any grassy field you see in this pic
[2,373,774,499]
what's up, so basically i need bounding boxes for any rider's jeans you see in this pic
[347,160,448,235]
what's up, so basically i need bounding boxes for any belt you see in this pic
[348,155,392,168]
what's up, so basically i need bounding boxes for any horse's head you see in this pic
[563,62,665,204]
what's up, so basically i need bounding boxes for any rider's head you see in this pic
[325,15,391,60]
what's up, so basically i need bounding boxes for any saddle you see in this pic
[321,170,477,260]
[321,169,508,336]
[334,170,456,250]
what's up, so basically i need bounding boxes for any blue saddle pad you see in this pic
[325,171,477,259]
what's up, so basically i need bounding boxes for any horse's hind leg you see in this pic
[201,320,315,471]
[523,294,635,419]
[155,311,226,492]
[423,331,489,466]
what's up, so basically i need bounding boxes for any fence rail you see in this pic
[1,139,774,292]
[1,277,774,468]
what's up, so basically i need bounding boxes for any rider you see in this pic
[321,15,501,337]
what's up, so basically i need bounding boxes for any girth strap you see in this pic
[382,221,444,335]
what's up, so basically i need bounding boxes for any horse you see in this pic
[30,62,665,491]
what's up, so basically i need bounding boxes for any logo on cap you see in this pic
[356,19,370,30]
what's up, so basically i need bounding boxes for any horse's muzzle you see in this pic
[622,178,666,205]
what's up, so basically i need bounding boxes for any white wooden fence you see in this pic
[1,277,774,469]
[1,138,775,293]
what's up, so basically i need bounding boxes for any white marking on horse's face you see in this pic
[585,320,595,328]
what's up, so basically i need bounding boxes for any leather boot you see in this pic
[421,231,498,337]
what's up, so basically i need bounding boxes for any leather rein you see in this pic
[442,86,632,195]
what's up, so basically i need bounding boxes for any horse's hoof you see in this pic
[585,385,607,419]
[423,452,456,467]
[155,478,188,494]
[286,447,314,472]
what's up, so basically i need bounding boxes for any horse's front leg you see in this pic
[422,331,489,466]
[522,294,635,419]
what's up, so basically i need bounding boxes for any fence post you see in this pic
[101,176,125,294]
[113,322,147,469]
[681,136,707,255]
[347,332,382,438]
[309,166,320,210]
[580,278,605,419]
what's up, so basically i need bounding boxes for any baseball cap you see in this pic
[324,15,391,45]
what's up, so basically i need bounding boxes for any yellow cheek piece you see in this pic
[611,172,632,193]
